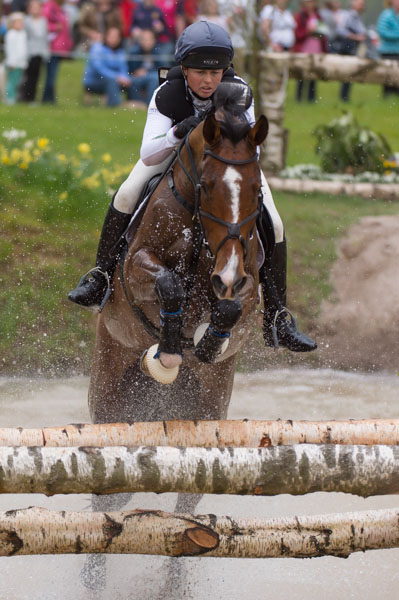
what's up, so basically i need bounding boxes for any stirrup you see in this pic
[269,307,295,350]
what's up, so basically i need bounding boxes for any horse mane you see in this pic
[212,84,251,145]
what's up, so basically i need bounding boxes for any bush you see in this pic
[313,112,392,174]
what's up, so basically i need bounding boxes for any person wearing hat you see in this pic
[68,20,316,353]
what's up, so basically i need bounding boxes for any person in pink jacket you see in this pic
[42,0,73,103]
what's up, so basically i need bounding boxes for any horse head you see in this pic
[197,103,268,300]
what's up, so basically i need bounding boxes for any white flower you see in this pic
[2,129,27,141]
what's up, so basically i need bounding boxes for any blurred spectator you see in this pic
[128,28,160,104]
[293,0,327,102]
[10,0,28,12]
[319,1,348,50]
[196,0,228,31]
[78,0,122,50]
[42,0,73,103]
[83,25,139,106]
[335,0,368,101]
[63,0,80,48]
[377,0,399,96]
[119,0,137,43]
[259,0,296,52]
[20,0,49,102]
[156,0,185,55]
[130,0,167,43]
[217,0,252,76]
[4,12,27,104]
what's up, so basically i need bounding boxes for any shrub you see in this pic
[313,112,392,174]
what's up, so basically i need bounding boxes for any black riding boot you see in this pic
[260,240,317,352]
[68,202,131,309]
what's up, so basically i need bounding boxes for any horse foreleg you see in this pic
[195,299,242,363]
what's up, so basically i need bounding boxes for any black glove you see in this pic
[174,115,202,139]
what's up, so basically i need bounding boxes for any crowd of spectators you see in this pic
[0,0,398,106]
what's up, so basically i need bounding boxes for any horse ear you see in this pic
[203,114,221,145]
[249,115,269,146]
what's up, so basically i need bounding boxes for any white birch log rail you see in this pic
[1,444,398,497]
[0,506,398,558]
[1,418,398,448]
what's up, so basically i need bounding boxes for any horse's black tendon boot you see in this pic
[195,299,242,363]
[68,201,131,308]
[155,271,185,357]
[260,240,317,352]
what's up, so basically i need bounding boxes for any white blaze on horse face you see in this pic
[219,246,239,290]
[223,166,242,223]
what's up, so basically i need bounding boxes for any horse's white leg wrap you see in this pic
[261,171,284,243]
[113,157,172,214]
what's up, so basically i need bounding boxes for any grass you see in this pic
[1,60,398,374]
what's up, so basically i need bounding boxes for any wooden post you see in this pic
[0,444,398,496]
[1,506,398,558]
[1,419,398,448]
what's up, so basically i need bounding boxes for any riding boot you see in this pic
[68,201,131,308]
[260,240,317,352]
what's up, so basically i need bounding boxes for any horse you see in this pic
[81,87,268,591]
[89,87,268,425]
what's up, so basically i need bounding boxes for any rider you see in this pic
[68,20,316,353]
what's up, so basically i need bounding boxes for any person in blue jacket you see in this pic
[128,28,162,105]
[83,26,136,106]
[377,0,399,96]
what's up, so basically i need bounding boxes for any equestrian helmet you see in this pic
[175,21,234,70]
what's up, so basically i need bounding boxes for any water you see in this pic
[0,369,398,600]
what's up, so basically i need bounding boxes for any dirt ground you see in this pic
[318,215,399,372]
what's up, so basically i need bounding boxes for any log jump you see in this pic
[1,418,398,448]
[1,506,398,558]
[1,444,398,497]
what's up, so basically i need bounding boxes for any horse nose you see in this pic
[211,273,247,300]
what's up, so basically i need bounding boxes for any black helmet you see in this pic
[175,21,234,70]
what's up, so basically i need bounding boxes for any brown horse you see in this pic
[80,88,269,593]
[89,90,268,425]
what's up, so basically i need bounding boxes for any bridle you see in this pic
[169,132,262,263]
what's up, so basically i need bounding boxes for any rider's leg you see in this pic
[259,172,317,352]
[68,157,171,308]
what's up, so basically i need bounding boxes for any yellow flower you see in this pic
[102,153,112,163]
[1,153,10,165]
[59,191,68,200]
[57,154,67,162]
[81,174,100,190]
[37,138,50,149]
[33,148,41,158]
[78,143,91,155]
[19,162,29,170]
[10,148,22,164]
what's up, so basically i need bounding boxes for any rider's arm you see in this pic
[140,90,181,166]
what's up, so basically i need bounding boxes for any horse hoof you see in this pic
[193,323,230,355]
[140,344,179,385]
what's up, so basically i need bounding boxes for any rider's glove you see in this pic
[174,116,202,139]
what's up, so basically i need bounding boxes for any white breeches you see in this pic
[114,159,284,244]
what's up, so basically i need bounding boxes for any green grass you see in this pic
[1,60,398,374]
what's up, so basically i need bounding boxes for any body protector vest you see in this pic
[155,66,252,125]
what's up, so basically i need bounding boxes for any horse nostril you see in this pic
[232,276,247,296]
[211,274,228,298]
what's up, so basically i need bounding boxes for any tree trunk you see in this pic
[1,506,398,558]
[1,444,398,496]
[1,419,398,448]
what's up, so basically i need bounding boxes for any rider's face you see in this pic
[183,67,224,99]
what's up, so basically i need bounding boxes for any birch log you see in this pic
[261,52,399,86]
[267,178,399,202]
[1,506,398,558]
[1,445,398,496]
[1,419,398,448]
